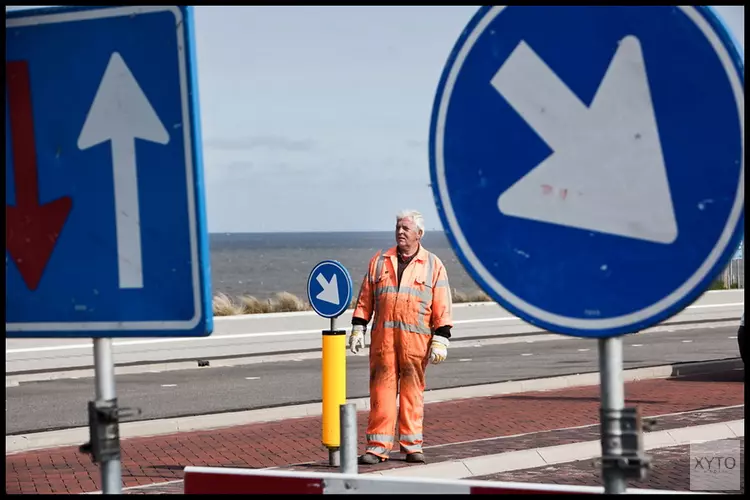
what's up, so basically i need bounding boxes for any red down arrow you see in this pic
[6,60,73,291]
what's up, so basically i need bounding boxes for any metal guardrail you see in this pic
[721,257,744,289]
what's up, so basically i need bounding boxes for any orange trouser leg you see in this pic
[366,348,398,458]
[397,354,428,454]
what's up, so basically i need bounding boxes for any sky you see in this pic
[6,6,746,233]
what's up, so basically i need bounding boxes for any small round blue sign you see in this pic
[307,260,353,319]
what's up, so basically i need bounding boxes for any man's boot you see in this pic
[405,452,425,463]
[359,453,385,465]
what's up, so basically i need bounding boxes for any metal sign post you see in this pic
[598,336,627,494]
[79,339,143,494]
[93,339,122,494]
[598,336,652,493]
[599,337,627,493]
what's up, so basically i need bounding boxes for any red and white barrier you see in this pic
[183,466,692,495]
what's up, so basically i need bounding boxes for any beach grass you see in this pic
[212,288,493,316]
[212,278,737,316]
[212,291,310,316]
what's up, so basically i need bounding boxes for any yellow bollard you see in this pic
[322,329,346,455]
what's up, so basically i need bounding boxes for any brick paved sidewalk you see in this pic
[479,438,745,494]
[126,433,746,495]
[278,405,744,476]
[120,408,745,495]
[6,368,744,494]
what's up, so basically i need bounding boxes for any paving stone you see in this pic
[5,368,744,494]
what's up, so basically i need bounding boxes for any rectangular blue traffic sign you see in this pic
[5,6,213,338]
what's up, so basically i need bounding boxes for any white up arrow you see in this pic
[491,35,678,244]
[316,273,340,305]
[78,52,170,289]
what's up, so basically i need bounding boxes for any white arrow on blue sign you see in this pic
[5,6,212,338]
[429,6,744,338]
[307,261,353,319]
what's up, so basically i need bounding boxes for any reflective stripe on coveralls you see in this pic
[353,245,452,458]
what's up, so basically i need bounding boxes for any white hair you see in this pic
[396,209,425,235]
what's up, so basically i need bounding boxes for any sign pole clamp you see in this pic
[79,398,142,464]
[600,406,652,482]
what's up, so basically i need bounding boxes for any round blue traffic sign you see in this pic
[429,6,744,338]
[307,260,353,319]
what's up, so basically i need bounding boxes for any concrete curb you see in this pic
[6,357,742,455]
[368,419,745,480]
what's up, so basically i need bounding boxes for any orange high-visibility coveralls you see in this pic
[352,245,453,458]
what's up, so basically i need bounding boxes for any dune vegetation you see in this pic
[212,289,492,316]
[212,277,736,317]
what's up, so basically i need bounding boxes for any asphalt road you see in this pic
[5,324,741,435]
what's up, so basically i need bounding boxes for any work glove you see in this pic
[349,325,366,355]
[429,336,449,364]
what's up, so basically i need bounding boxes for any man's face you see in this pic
[395,217,422,253]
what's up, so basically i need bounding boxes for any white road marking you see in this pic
[245,377,261,380]
[521,353,533,356]
[728,336,737,339]
[160,384,177,388]
[6,300,743,354]
[458,358,472,362]
[682,340,694,343]
[631,344,644,347]
[577,348,590,352]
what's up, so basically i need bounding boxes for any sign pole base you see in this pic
[328,447,341,468]
[598,336,627,494]
[93,338,122,495]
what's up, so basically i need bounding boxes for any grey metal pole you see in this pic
[93,338,121,494]
[329,449,341,468]
[340,403,358,475]
[598,336,627,494]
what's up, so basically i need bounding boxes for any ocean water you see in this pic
[209,232,485,300]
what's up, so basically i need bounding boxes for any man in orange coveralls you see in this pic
[348,209,453,465]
